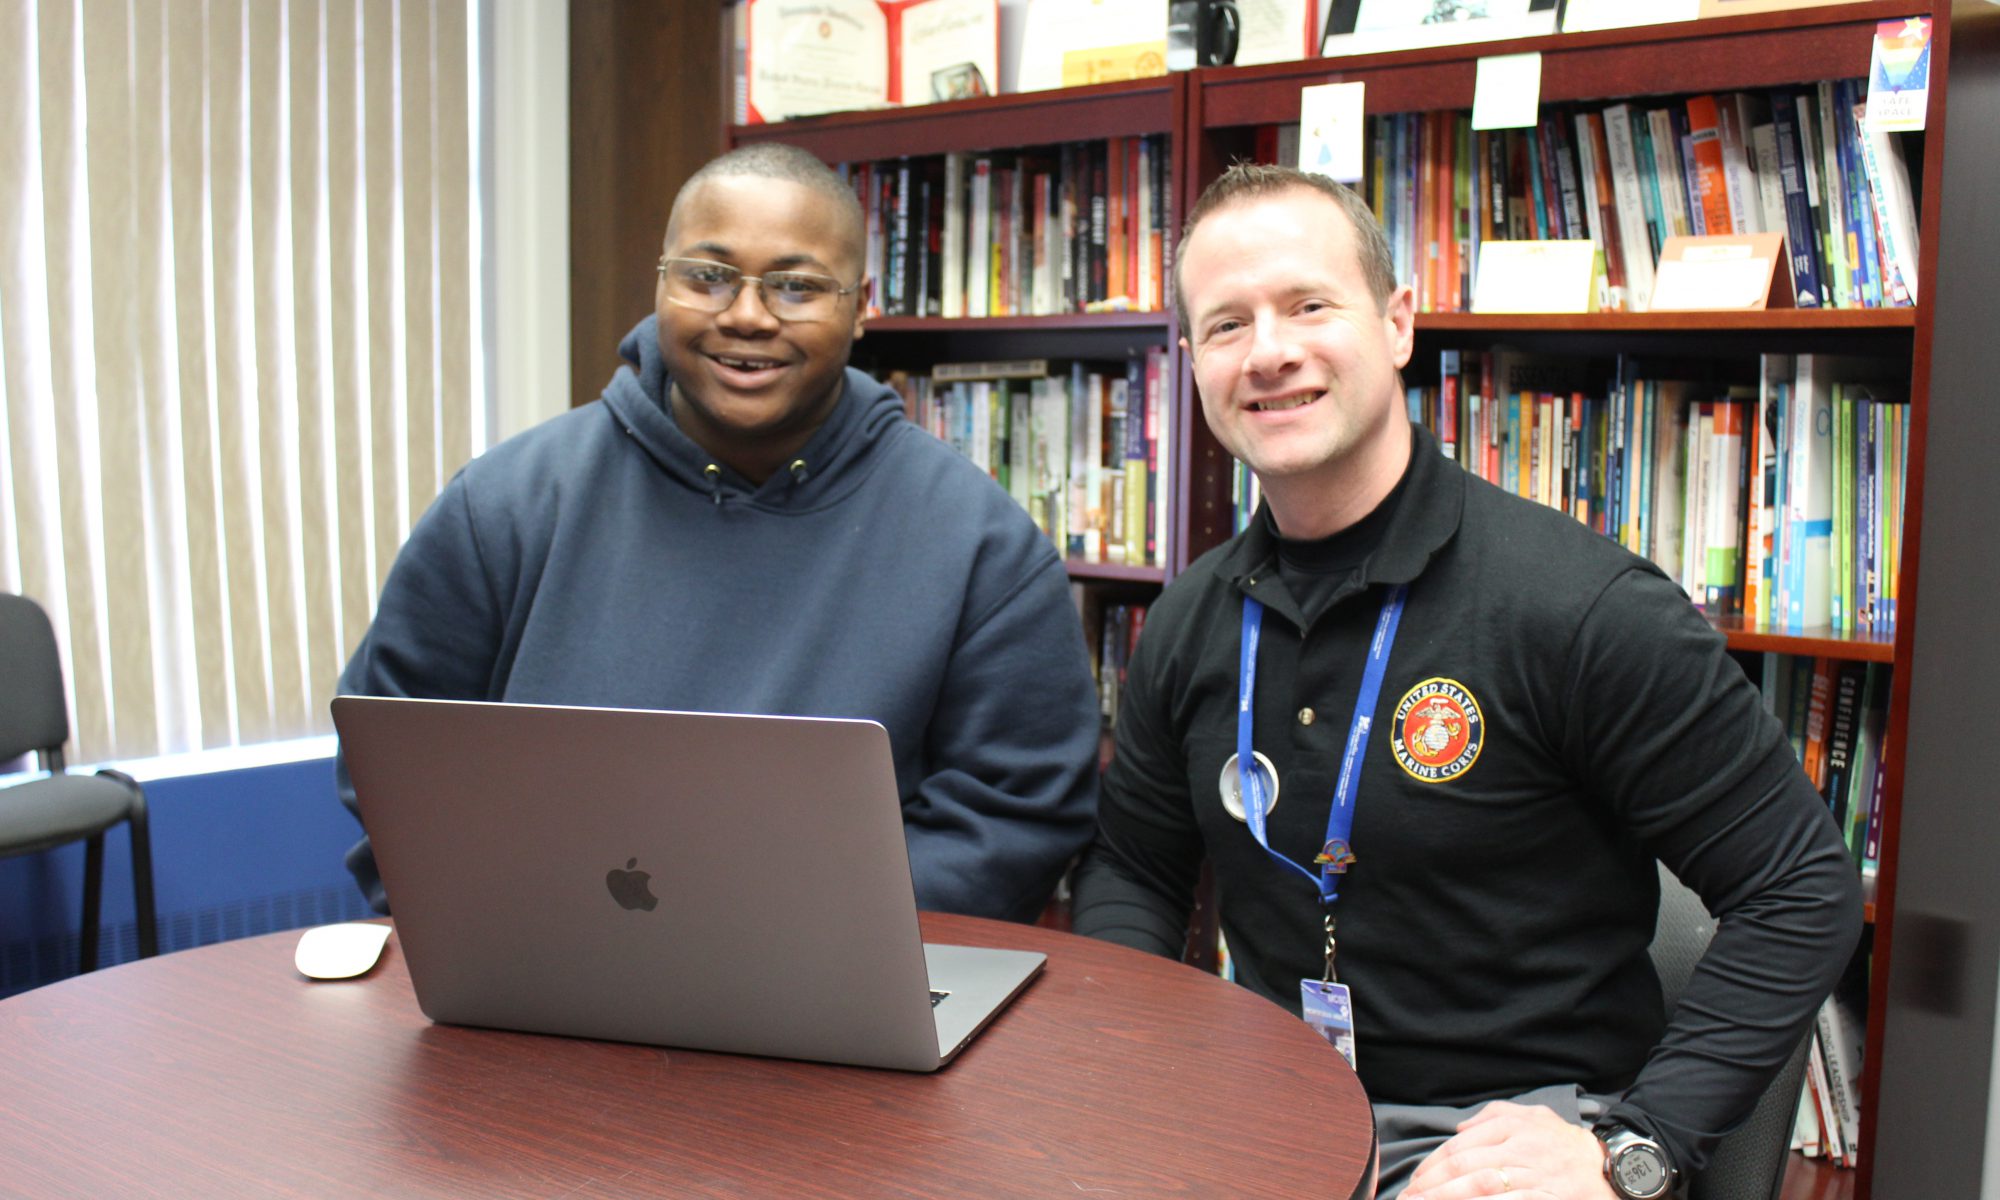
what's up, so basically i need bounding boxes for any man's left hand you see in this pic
[1401,1101,1616,1200]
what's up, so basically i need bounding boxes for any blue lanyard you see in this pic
[1237,584,1408,905]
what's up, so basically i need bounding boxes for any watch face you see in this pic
[1611,1142,1670,1198]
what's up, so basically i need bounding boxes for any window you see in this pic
[0,0,484,764]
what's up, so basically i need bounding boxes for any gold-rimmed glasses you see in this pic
[657,256,864,322]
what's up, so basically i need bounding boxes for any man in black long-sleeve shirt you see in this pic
[1071,164,1862,1200]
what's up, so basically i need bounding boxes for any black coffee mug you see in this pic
[1167,0,1241,69]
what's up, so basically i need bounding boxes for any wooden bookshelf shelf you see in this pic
[730,75,1180,163]
[1066,560,1167,585]
[1415,310,1916,334]
[851,312,1172,370]
[1713,615,1898,663]
[864,311,1170,335]
[1781,1151,1857,1200]
[1193,0,1906,128]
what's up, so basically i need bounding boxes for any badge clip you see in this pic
[1218,750,1281,823]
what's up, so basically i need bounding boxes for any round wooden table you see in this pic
[0,913,1375,1198]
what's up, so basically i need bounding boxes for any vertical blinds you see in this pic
[0,0,482,765]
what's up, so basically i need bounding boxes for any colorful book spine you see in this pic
[1683,95,1735,236]
[1123,357,1149,567]
[1858,397,1880,632]
[1768,88,1827,308]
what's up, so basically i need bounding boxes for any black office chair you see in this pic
[0,592,159,972]
[1650,862,1813,1200]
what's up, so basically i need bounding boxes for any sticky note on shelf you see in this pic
[1471,52,1542,131]
[1300,81,1367,183]
[1471,240,1598,313]
[1866,16,1932,131]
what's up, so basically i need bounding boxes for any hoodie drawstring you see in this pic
[700,460,807,503]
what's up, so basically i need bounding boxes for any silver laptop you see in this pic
[330,696,1044,1071]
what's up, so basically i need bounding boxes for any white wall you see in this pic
[488,0,571,441]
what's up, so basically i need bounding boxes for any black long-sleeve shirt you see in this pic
[1072,422,1862,1176]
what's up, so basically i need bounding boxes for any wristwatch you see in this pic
[1597,1125,1679,1200]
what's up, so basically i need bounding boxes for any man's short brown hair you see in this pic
[1173,163,1398,331]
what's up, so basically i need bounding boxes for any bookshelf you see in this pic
[732,76,1192,582]
[724,4,1986,1192]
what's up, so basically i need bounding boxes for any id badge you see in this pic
[1300,979,1358,1069]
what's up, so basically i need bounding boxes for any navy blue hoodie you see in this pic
[337,315,1100,920]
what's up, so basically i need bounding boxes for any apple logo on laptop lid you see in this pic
[606,858,659,912]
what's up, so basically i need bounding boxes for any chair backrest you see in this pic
[0,593,71,764]
[1650,862,1810,1200]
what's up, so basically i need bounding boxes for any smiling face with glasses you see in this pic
[655,173,869,486]
[657,257,865,323]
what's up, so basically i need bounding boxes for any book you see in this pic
[887,160,913,315]
[1684,400,1711,599]
[1819,659,1867,824]
[1854,108,1920,305]
[1790,90,1836,307]
[1146,347,1168,566]
[1794,1070,1824,1158]
[1750,119,1789,241]
[1845,662,1889,861]
[1683,95,1736,236]
[1799,655,1835,791]
[1715,93,1761,234]
[1750,358,1786,626]
[1831,80,1880,307]
[1087,141,1110,310]
[1784,653,1814,762]
[1122,358,1149,567]
[1702,396,1746,613]
[941,152,967,317]
[932,359,1052,381]
[1767,89,1827,307]
[1550,114,1588,253]
[1104,374,1128,561]
[1645,108,1694,243]
[1067,363,1095,559]
[1815,964,1867,1167]
[1601,103,1658,311]
[1649,381,1693,582]
[1786,355,1837,631]
[1106,136,1129,311]
[743,0,997,123]
[1831,383,1853,630]
[1806,1027,1850,1166]
[1440,349,1462,461]
[1573,110,1627,309]
[1813,81,1854,305]
[1030,376,1069,542]
[967,157,993,318]
[1862,733,1889,873]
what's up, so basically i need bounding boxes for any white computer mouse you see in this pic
[294,922,392,980]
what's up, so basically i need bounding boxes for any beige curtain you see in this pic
[0,0,481,765]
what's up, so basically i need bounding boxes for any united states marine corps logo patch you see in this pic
[1390,677,1484,783]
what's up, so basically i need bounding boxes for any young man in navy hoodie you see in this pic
[336,144,1100,923]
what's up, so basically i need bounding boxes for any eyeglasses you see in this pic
[657,256,864,322]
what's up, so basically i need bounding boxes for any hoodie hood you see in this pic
[601,313,907,510]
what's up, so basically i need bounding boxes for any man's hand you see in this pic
[1402,1101,1616,1200]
